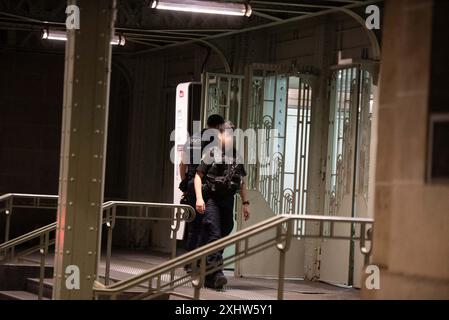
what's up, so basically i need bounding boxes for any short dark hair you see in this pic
[207,114,225,129]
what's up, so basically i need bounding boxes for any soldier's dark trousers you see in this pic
[200,195,235,273]
[184,179,203,252]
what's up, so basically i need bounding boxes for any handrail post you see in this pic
[276,220,293,300]
[4,197,13,243]
[38,232,48,300]
[277,252,286,300]
[170,208,183,289]
[170,229,177,288]
[105,206,116,286]
[171,209,180,260]
[148,277,154,295]
[193,256,206,300]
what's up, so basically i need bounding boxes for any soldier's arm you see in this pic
[240,178,250,221]
[179,160,187,180]
[194,172,205,214]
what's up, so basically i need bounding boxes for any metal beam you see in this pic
[53,0,116,300]
[115,27,233,37]
[116,28,237,33]
[125,37,179,44]
[252,10,284,22]
[252,8,310,15]
[252,1,334,9]
[0,10,65,26]
[130,0,383,57]
[338,7,381,60]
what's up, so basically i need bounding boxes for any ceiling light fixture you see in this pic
[42,29,126,46]
[149,0,252,17]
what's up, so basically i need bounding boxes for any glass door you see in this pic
[319,67,374,286]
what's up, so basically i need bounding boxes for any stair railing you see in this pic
[0,193,58,243]
[101,201,195,285]
[0,195,195,300]
[93,214,373,300]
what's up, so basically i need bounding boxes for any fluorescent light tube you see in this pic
[150,0,252,17]
[110,35,126,46]
[42,29,126,46]
[42,29,67,41]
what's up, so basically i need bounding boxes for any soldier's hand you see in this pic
[196,199,206,214]
[243,204,250,221]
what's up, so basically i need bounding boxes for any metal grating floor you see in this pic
[22,250,359,300]
[96,250,360,300]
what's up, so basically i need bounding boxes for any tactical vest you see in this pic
[205,162,242,197]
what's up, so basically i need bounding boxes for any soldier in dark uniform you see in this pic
[178,114,224,271]
[194,121,251,289]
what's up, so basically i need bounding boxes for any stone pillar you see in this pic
[363,0,449,299]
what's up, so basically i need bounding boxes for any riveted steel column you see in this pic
[53,0,116,300]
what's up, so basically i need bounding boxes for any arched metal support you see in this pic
[132,0,383,61]
[196,39,231,73]
[111,60,133,93]
[338,7,381,61]
[194,7,381,77]
[252,10,283,22]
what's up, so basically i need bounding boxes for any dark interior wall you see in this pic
[0,52,63,239]
[104,62,131,201]
[0,52,132,198]
[269,14,375,69]
[0,52,63,195]
[428,0,449,181]
[0,50,132,238]
[430,0,449,113]
[111,54,171,249]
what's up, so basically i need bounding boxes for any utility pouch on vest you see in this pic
[206,163,240,197]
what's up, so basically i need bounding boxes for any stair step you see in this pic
[0,290,49,300]
[26,277,169,300]
[26,278,54,299]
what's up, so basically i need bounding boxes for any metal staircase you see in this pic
[93,214,373,300]
[0,193,195,300]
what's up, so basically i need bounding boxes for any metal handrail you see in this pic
[0,193,59,202]
[0,195,195,300]
[0,193,58,243]
[0,198,195,260]
[0,222,56,252]
[93,214,374,300]
[0,201,195,262]
[101,201,196,285]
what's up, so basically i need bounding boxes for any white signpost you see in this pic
[173,83,191,239]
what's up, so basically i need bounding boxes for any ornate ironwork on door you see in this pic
[202,72,244,129]
[324,67,374,232]
[247,71,314,235]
